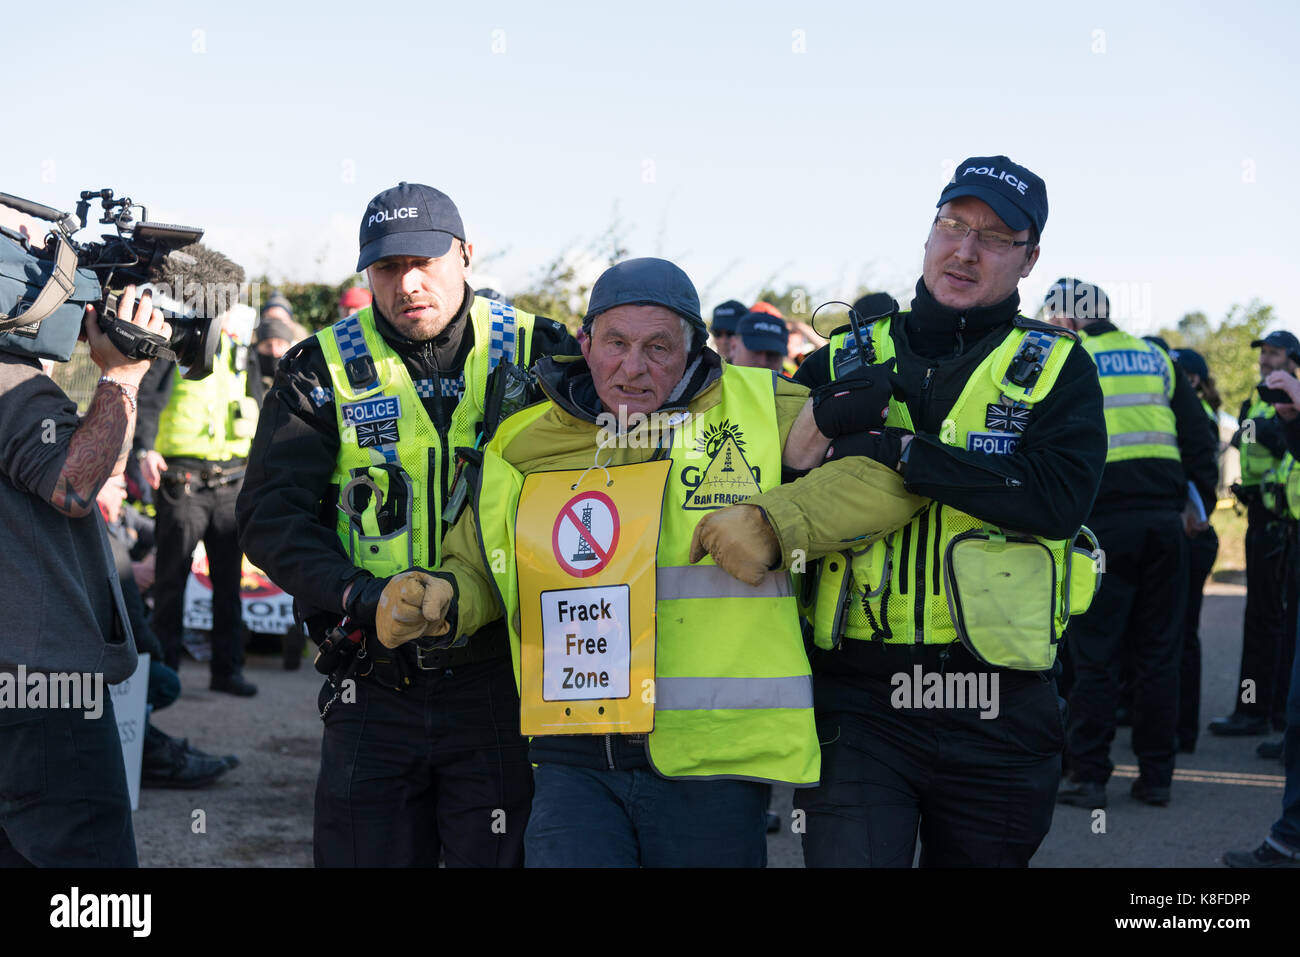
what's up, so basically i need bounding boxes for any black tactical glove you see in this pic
[811,361,905,438]
[825,427,913,472]
[342,574,391,626]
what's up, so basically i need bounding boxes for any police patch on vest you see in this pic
[681,420,762,509]
[967,431,1019,455]
[355,419,400,448]
[985,402,1029,434]
[1094,350,1162,377]
[341,395,401,426]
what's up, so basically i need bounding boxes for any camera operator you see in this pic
[0,285,167,866]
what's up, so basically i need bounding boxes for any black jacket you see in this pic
[235,285,579,621]
[795,279,1108,540]
[1076,321,1219,515]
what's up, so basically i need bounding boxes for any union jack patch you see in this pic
[985,402,1029,434]
[355,419,400,448]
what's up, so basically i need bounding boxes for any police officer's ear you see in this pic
[1019,242,1040,279]
[461,241,473,268]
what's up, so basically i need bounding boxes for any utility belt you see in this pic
[162,458,247,489]
[315,620,510,717]
[399,627,510,672]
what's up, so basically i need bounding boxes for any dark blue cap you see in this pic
[737,311,789,354]
[1251,330,1300,364]
[582,258,705,337]
[1042,277,1109,321]
[711,299,748,334]
[939,156,1048,235]
[357,182,465,272]
[1170,348,1209,381]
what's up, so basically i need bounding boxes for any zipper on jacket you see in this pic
[604,734,615,770]
[920,366,935,432]
[931,503,943,594]
[898,523,911,595]
[913,507,928,643]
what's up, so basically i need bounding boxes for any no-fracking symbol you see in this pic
[552,490,621,578]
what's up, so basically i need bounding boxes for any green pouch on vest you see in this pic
[849,538,891,600]
[339,464,415,577]
[1286,465,1300,520]
[943,528,1058,671]
[1065,527,1101,618]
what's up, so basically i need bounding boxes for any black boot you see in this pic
[142,725,230,789]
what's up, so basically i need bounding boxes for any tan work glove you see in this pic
[688,504,780,587]
[376,571,455,649]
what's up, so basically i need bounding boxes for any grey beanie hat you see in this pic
[582,258,706,340]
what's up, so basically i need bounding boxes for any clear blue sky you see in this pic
[3,0,1297,334]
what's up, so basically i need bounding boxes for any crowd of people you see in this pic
[1,154,1296,869]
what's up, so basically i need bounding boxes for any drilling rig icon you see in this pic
[571,503,598,563]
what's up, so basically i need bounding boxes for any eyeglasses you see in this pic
[932,216,1030,252]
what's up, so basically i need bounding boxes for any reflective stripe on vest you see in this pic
[813,316,1080,648]
[319,298,536,574]
[477,364,819,785]
[155,333,254,460]
[656,565,792,600]
[656,675,814,711]
[1081,330,1179,464]
[1104,392,1170,409]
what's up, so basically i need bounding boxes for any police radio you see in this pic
[812,293,899,379]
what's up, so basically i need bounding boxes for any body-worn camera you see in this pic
[0,189,219,377]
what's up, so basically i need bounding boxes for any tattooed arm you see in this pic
[47,381,138,516]
[46,286,170,517]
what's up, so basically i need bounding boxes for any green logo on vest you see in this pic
[680,420,761,510]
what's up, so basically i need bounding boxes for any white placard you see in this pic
[110,653,149,811]
[540,586,630,701]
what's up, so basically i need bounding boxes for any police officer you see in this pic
[236,182,578,867]
[730,310,790,373]
[1209,330,1300,737]
[790,156,1109,866]
[1169,347,1223,752]
[135,246,261,696]
[709,299,748,361]
[1048,280,1219,808]
[1225,363,1300,867]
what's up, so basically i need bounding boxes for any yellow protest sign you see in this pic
[516,459,669,736]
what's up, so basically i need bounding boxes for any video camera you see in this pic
[0,188,221,378]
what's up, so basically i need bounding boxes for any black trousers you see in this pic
[0,693,136,867]
[1236,503,1297,726]
[797,648,1065,867]
[1178,524,1219,747]
[152,468,245,679]
[1065,509,1187,788]
[313,656,533,867]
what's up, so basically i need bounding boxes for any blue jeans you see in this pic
[524,763,769,867]
[0,693,136,866]
[148,659,181,712]
[1270,612,1300,851]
